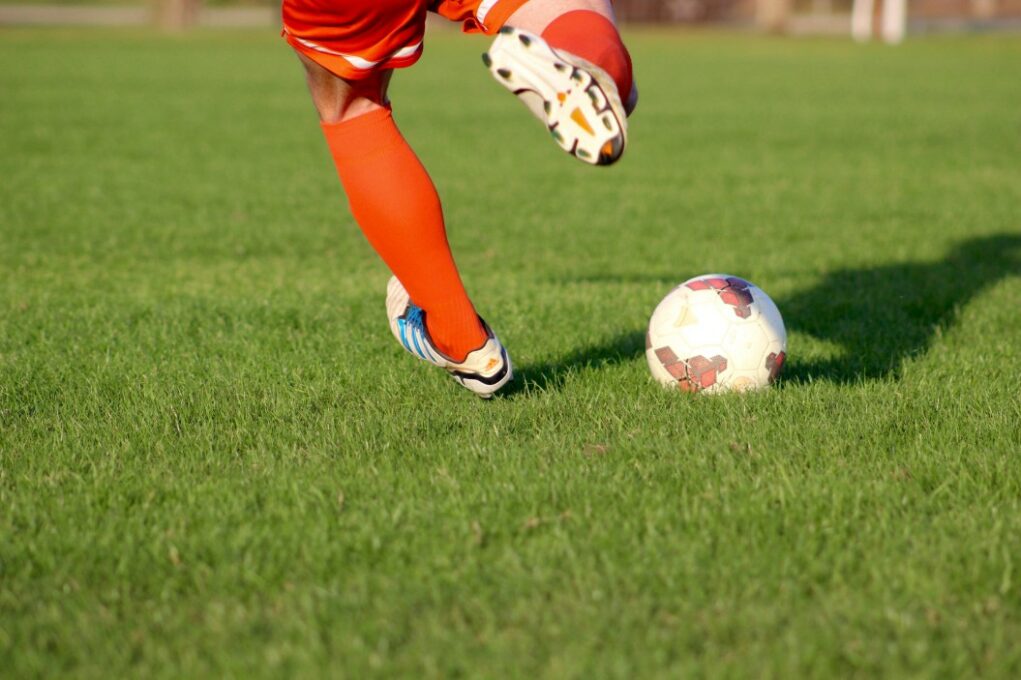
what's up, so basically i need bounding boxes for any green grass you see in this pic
[2,26,1021,678]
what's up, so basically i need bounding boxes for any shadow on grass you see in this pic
[523,234,1021,389]
[780,234,1021,384]
[507,330,646,396]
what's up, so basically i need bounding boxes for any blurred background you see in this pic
[1,0,1019,40]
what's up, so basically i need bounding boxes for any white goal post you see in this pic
[852,0,908,43]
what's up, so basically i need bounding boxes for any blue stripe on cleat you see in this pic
[411,331,427,361]
[399,318,413,354]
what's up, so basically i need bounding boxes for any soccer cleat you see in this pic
[483,26,627,166]
[385,276,513,398]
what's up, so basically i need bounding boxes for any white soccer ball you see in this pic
[646,274,787,393]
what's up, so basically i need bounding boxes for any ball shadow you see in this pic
[506,329,647,396]
[778,233,1021,384]
[519,234,1021,390]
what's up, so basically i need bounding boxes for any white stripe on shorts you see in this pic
[476,0,500,25]
[284,27,422,71]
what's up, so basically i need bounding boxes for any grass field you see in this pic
[2,26,1021,677]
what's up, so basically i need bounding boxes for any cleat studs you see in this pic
[577,148,591,159]
[602,116,613,131]
[599,139,622,165]
[518,34,531,47]
[481,52,492,67]
[543,101,551,115]
[554,62,567,72]
[499,26,514,35]
[497,68,512,80]
[586,84,608,112]
[551,129,564,142]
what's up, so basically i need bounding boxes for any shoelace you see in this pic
[405,304,426,336]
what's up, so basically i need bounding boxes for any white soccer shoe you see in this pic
[386,276,513,398]
[483,26,628,166]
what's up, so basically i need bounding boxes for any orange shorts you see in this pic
[282,0,531,81]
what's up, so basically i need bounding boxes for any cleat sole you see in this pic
[483,26,627,166]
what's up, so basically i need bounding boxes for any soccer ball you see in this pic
[646,274,787,393]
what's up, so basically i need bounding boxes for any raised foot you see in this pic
[483,26,627,166]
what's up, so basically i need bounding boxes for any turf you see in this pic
[1,26,1020,678]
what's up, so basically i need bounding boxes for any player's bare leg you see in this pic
[505,0,616,53]
[296,55,512,397]
[296,51,391,124]
[484,0,637,165]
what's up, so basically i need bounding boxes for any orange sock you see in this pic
[541,10,633,104]
[321,107,487,361]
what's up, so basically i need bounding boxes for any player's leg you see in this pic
[296,51,391,124]
[299,55,509,390]
[483,0,636,164]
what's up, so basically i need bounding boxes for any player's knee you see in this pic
[321,97,387,125]
[296,51,390,124]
